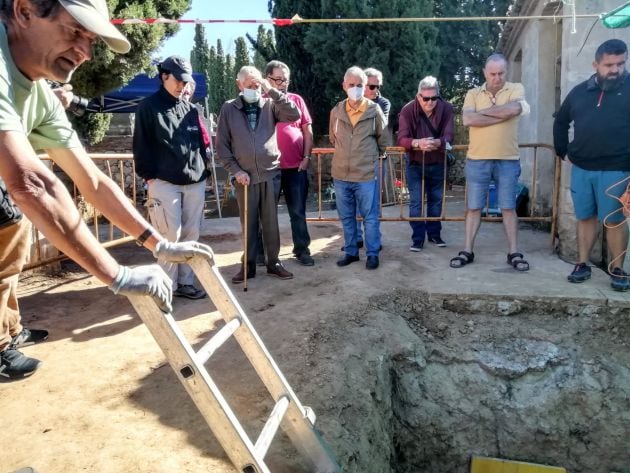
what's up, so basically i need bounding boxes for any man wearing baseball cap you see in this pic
[0,0,214,381]
[133,55,210,300]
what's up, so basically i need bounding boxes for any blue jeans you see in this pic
[407,160,445,245]
[281,169,311,256]
[334,178,381,257]
[465,159,521,210]
[357,159,387,242]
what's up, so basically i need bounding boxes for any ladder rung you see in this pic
[254,395,290,459]
[196,317,242,364]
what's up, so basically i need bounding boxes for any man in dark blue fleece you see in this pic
[554,39,630,291]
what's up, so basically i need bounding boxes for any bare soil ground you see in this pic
[3,209,630,473]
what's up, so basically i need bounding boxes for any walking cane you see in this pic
[243,183,248,292]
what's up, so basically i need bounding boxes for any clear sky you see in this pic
[157,1,272,61]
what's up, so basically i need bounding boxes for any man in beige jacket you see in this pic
[329,66,388,270]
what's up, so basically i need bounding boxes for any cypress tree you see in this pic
[234,37,252,73]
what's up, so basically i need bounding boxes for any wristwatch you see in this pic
[135,228,154,247]
[303,155,312,160]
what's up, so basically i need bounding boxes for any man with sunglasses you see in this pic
[260,60,315,267]
[450,54,530,271]
[349,67,391,251]
[364,68,391,123]
[398,76,454,252]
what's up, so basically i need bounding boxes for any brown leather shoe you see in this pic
[231,266,256,284]
[267,262,293,280]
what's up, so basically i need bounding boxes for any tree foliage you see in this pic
[71,0,192,144]
[193,29,276,116]
[196,38,242,116]
[269,0,439,135]
[267,0,514,134]
[190,23,211,79]
[435,0,512,107]
[249,25,277,71]
[234,37,251,73]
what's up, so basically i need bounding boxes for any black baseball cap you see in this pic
[159,56,193,83]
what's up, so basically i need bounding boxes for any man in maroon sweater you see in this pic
[397,76,455,251]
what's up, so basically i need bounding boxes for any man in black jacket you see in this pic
[554,39,630,291]
[133,56,209,299]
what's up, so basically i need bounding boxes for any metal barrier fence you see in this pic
[25,153,139,271]
[26,144,559,270]
[310,143,560,245]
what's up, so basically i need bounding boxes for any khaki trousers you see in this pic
[0,218,31,350]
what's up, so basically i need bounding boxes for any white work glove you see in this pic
[152,240,214,263]
[109,265,173,313]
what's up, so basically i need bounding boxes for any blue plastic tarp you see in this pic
[87,72,207,113]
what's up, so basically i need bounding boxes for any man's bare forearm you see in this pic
[0,133,122,284]
[463,101,522,127]
[48,147,164,252]
[479,101,522,119]
[463,111,506,127]
[8,167,120,284]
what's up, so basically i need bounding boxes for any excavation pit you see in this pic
[307,290,630,473]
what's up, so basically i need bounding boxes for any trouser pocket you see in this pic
[146,198,168,235]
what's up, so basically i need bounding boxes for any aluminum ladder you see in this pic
[127,255,341,473]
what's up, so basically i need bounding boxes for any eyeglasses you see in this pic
[367,84,380,91]
[268,76,288,84]
[420,95,440,102]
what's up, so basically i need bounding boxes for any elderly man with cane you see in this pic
[216,66,300,285]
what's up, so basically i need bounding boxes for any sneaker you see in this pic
[0,348,41,379]
[295,253,315,266]
[11,328,48,348]
[409,241,424,252]
[610,267,630,292]
[267,262,293,280]
[428,236,447,247]
[567,262,591,283]
[174,285,207,299]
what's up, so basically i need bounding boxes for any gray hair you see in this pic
[417,76,440,95]
[265,60,290,77]
[364,67,383,85]
[344,66,367,83]
[237,65,261,81]
[485,53,508,68]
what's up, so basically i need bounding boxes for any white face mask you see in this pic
[346,86,364,101]
[242,88,261,103]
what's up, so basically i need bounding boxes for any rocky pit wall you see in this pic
[301,290,630,473]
